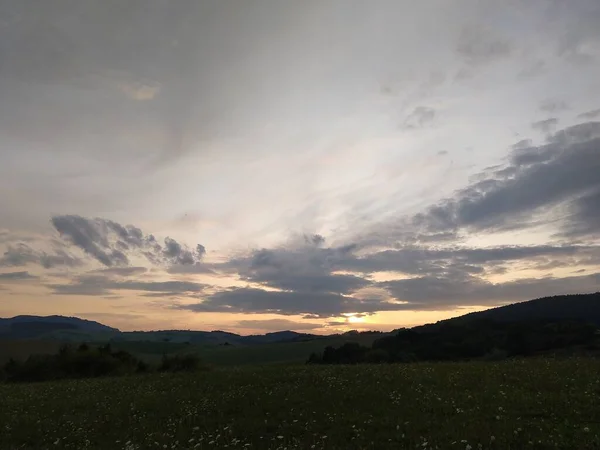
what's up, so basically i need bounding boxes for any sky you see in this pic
[1,0,600,334]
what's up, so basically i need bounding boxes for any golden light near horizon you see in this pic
[346,314,366,324]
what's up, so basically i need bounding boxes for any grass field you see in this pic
[1,359,599,449]
[109,334,383,366]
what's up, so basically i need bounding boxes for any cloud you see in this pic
[410,122,600,238]
[531,118,559,134]
[167,263,215,275]
[0,242,81,268]
[52,215,128,267]
[0,243,38,267]
[162,237,205,265]
[401,106,436,130]
[51,215,205,267]
[539,99,569,113]
[178,119,600,318]
[219,243,368,295]
[48,274,208,297]
[456,25,512,66]
[380,272,600,311]
[337,244,600,276]
[234,319,324,331]
[179,269,600,316]
[178,287,396,318]
[89,267,148,277]
[578,108,600,120]
[0,271,37,280]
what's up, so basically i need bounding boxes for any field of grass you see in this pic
[2,359,600,449]
[110,334,382,366]
[189,337,379,366]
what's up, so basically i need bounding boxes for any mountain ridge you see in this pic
[2,292,600,342]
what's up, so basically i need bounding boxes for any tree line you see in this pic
[307,319,599,364]
[0,343,205,382]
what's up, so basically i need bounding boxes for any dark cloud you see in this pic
[304,234,325,246]
[562,189,600,238]
[0,271,37,280]
[410,122,600,238]
[51,215,205,267]
[49,275,112,296]
[89,267,148,277]
[0,242,80,268]
[52,215,124,266]
[0,244,38,267]
[512,139,533,150]
[456,25,512,66]
[48,274,208,296]
[539,99,569,113]
[578,108,600,120]
[337,244,599,276]
[220,244,368,295]
[178,288,393,318]
[380,272,600,311]
[180,270,600,316]
[162,237,205,265]
[401,106,436,130]
[531,118,559,134]
[39,249,82,269]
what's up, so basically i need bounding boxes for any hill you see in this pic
[424,292,600,329]
[0,315,119,340]
[309,292,600,365]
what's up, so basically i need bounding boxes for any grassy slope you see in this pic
[2,359,600,449]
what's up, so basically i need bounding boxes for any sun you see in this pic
[347,315,365,324]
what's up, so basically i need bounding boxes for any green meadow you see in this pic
[2,358,599,449]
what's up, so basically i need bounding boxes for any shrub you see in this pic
[3,345,145,382]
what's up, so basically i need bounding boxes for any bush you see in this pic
[4,345,145,382]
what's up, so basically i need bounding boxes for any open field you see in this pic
[0,334,382,367]
[112,335,383,366]
[2,359,600,449]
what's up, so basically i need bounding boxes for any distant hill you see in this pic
[0,315,119,340]
[0,315,329,345]
[3,292,599,345]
